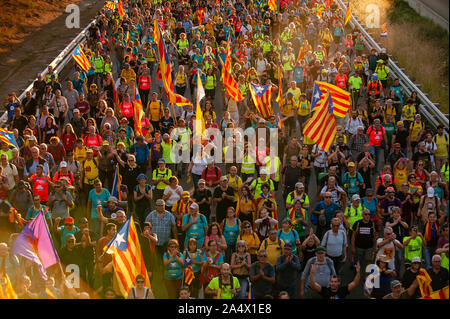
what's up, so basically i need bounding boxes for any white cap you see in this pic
[352,194,361,201]
[60,161,67,168]
[427,187,435,198]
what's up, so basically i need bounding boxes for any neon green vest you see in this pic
[241,154,255,174]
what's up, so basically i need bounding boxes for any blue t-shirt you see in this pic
[182,213,208,248]
[163,252,183,280]
[312,201,340,225]
[342,172,364,197]
[59,225,80,248]
[88,188,111,219]
[26,207,51,220]
[6,102,19,122]
[223,218,240,246]
[277,229,300,254]
[362,197,378,217]
[184,249,205,273]
[131,143,150,164]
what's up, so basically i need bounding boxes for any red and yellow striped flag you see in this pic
[154,20,191,106]
[133,87,144,136]
[249,83,273,119]
[0,274,17,299]
[268,0,276,12]
[222,36,244,102]
[421,286,449,299]
[117,0,125,19]
[275,65,283,104]
[72,45,91,73]
[417,268,433,297]
[312,81,351,118]
[344,1,352,25]
[126,31,130,46]
[303,90,337,152]
[105,216,151,298]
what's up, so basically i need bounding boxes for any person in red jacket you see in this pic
[334,69,348,90]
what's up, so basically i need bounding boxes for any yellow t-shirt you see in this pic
[238,233,261,256]
[227,175,242,202]
[287,88,302,104]
[82,159,99,185]
[394,167,408,190]
[434,134,449,157]
[402,105,416,121]
[74,146,88,163]
[409,121,424,142]
[297,99,310,116]
[147,100,163,122]
[260,237,285,266]
[281,98,296,117]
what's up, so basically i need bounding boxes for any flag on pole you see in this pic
[133,87,144,136]
[344,1,352,25]
[303,90,337,152]
[184,251,195,285]
[12,211,60,280]
[126,31,130,46]
[194,70,206,140]
[0,128,18,148]
[112,77,120,108]
[111,164,122,201]
[249,83,273,119]
[275,65,283,104]
[380,23,388,37]
[117,0,125,19]
[154,20,191,106]
[104,215,151,298]
[0,274,17,299]
[276,115,283,131]
[222,36,244,102]
[268,0,276,12]
[72,45,92,73]
[312,81,351,117]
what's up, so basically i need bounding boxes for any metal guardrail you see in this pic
[0,19,96,127]
[336,0,449,131]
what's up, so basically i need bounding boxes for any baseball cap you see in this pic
[60,161,67,168]
[259,118,266,124]
[182,191,190,198]
[86,148,94,153]
[136,173,146,181]
[348,162,355,167]
[64,217,74,225]
[156,199,165,206]
[220,176,228,182]
[315,246,326,254]
[390,280,401,289]
[158,158,166,164]
[189,203,199,210]
[427,187,435,198]
[108,196,118,204]
[352,194,361,201]
[411,257,421,264]
[73,108,80,113]
[198,179,206,185]
[79,217,89,224]
[102,141,109,146]
[260,168,267,175]
[295,182,304,188]
[377,59,384,63]
[28,135,36,141]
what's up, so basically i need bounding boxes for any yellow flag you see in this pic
[0,274,17,299]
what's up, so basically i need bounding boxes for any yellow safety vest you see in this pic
[264,156,281,182]
[241,154,255,174]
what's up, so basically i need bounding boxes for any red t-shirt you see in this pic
[30,174,51,201]
[201,166,222,185]
[84,134,102,155]
[367,125,385,146]
[120,101,134,118]
[335,74,348,89]
[61,133,77,151]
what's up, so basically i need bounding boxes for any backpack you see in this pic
[322,229,346,249]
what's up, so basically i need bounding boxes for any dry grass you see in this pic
[349,0,449,113]
[0,0,83,54]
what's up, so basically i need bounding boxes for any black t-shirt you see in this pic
[386,217,408,241]
[401,268,421,299]
[376,184,396,198]
[428,267,449,292]
[393,129,409,148]
[282,165,302,189]
[74,229,97,260]
[412,151,431,170]
[213,186,235,220]
[319,285,350,299]
[356,151,375,164]
[193,189,212,216]
[352,219,376,249]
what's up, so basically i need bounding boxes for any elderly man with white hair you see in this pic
[24,146,49,177]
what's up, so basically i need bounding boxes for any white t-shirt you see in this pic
[163,185,183,207]
[191,155,208,176]
[376,238,401,270]
[2,163,18,190]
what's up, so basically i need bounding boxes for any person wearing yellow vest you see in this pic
[374,59,389,96]
[281,47,295,84]
[177,33,189,54]
[241,146,256,184]
[287,81,301,105]
[152,158,172,202]
[280,92,296,136]
[297,93,310,132]
[175,65,188,96]
[264,155,281,191]
[345,195,364,234]
[146,92,164,130]
[250,168,275,198]
[433,125,449,171]
[92,50,104,87]
[103,55,113,74]
[44,65,58,84]
[436,223,448,270]
[81,148,99,195]
[145,43,156,70]
[408,114,424,152]
[204,68,216,101]
[262,36,272,56]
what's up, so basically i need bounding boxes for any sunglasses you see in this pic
[136,280,145,284]
[325,196,332,198]
[258,255,267,258]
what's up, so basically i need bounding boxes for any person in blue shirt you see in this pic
[4,93,20,122]
[183,237,206,298]
[54,216,80,248]
[182,203,208,248]
[277,219,301,255]
[26,194,52,222]
[130,135,150,174]
[312,191,341,239]
[163,238,184,299]
[87,179,111,236]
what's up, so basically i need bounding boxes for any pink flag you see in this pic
[12,211,60,280]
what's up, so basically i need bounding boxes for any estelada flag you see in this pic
[344,1,352,25]
[0,128,18,148]
[312,81,351,117]
[104,215,151,298]
[222,35,244,102]
[154,20,191,106]
[72,45,92,73]
[303,89,337,152]
[133,87,144,136]
[249,83,273,119]
[416,268,433,297]
[117,0,125,19]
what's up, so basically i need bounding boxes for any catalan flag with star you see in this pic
[311,81,351,117]
[249,83,273,119]
[183,251,195,285]
[133,87,144,136]
[72,45,92,73]
[303,89,337,152]
[104,215,151,298]
[0,128,18,148]
[154,20,191,106]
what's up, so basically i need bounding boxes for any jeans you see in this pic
[237,276,249,299]
[369,145,383,170]
[423,246,436,269]
[191,173,201,192]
